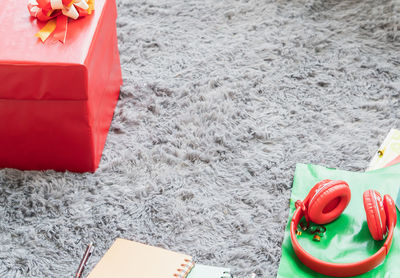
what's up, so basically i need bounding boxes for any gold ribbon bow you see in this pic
[28,0,94,43]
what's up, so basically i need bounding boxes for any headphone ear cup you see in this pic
[363,190,387,241]
[308,181,351,225]
[383,194,397,229]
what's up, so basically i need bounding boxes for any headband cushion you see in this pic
[363,190,387,241]
[308,181,351,224]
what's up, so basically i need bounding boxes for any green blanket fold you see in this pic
[277,163,400,277]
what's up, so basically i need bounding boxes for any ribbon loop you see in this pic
[74,0,89,10]
[50,0,63,10]
[27,0,94,43]
[62,5,79,20]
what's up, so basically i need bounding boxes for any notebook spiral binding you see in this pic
[221,270,232,278]
[173,258,195,278]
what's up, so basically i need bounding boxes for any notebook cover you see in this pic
[87,238,194,278]
[385,155,400,168]
[187,264,231,278]
[367,129,400,171]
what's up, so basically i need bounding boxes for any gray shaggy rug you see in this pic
[1,0,400,277]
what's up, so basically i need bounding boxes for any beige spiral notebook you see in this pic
[87,238,194,278]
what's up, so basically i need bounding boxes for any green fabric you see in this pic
[277,163,400,277]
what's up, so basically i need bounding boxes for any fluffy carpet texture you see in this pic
[1,0,400,277]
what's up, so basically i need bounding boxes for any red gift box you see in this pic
[0,0,122,172]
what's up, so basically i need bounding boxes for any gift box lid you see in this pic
[0,0,115,100]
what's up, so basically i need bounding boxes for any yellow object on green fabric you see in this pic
[277,163,400,277]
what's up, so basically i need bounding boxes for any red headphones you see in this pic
[290,179,397,277]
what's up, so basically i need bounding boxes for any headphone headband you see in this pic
[290,206,394,277]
